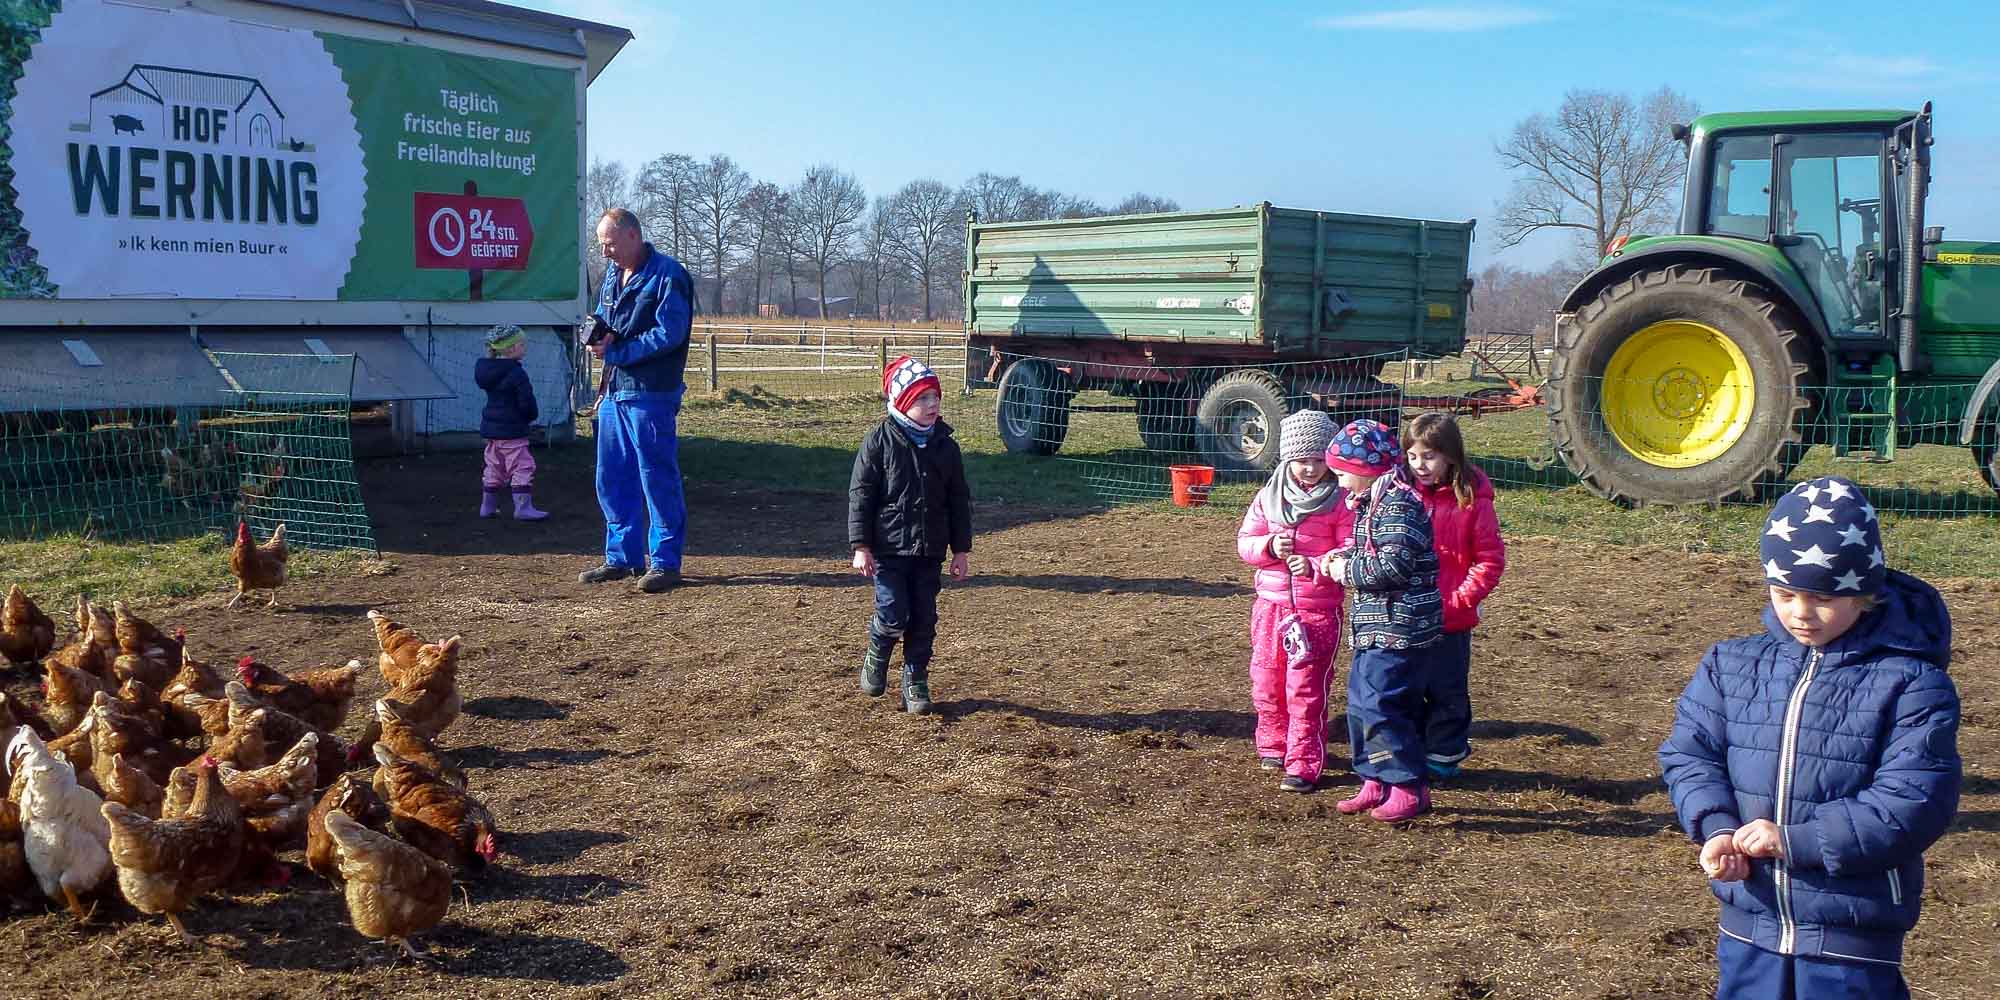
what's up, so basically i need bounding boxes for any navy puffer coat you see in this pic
[1659,569,1961,965]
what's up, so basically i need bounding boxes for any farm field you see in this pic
[3,448,1995,999]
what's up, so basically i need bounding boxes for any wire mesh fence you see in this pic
[0,352,375,551]
[579,324,968,406]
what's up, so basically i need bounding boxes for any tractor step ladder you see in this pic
[1831,377,1896,462]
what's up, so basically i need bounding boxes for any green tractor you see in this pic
[1548,104,2000,504]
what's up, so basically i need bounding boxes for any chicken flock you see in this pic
[0,552,497,963]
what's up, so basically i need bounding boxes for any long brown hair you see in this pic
[1403,412,1478,507]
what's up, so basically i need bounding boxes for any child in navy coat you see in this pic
[474,324,547,520]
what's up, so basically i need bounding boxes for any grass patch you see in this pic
[1,532,393,608]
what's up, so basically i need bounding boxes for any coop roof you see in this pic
[0,330,235,412]
[90,66,284,118]
[197,328,455,403]
[250,0,633,83]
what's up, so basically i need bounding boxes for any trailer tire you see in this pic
[1197,370,1290,476]
[1135,383,1197,454]
[1548,264,1816,506]
[995,358,1071,455]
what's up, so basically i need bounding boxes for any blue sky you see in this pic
[518,0,2000,270]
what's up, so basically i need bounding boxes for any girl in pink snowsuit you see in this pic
[1236,409,1351,792]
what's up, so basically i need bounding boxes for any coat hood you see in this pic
[474,357,520,391]
[1762,568,1952,669]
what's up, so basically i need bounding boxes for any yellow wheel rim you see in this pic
[1601,320,1757,468]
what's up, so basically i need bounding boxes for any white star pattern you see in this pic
[1825,479,1854,501]
[1792,544,1836,569]
[1859,499,1878,523]
[1832,569,1865,591]
[1764,559,1792,584]
[1765,516,1797,542]
[1799,482,1823,503]
[1836,523,1870,548]
[1803,504,1836,525]
[1868,546,1885,569]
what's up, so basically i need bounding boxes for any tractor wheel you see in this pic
[1548,265,1817,505]
[1135,382,1196,453]
[1196,370,1290,476]
[995,358,1071,455]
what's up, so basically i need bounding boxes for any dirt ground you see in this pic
[3,449,1996,999]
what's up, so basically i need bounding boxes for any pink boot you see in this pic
[479,487,501,518]
[512,492,549,521]
[1336,779,1387,815]
[1370,782,1431,823]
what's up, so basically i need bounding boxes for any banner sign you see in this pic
[2,0,579,302]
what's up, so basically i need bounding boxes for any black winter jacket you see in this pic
[474,358,538,440]
[848,417,973,559]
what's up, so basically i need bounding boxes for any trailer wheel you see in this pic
[1197,370,1289,476]
[1135,383,1196,453]
[995,358,1071,455]
[1548,264,1816,505]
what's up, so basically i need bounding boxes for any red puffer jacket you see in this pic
[1414,466,1505,633]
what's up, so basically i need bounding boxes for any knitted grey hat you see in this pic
[1279,409,1336,463]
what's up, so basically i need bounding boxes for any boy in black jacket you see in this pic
[848,356,973,714]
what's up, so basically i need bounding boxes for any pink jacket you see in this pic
[1414,466,1506,633]
[1237,496,1353,612]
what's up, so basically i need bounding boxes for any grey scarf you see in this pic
[1258,465,1338,527]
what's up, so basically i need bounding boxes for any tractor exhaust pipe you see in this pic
[1897,103,1933,375]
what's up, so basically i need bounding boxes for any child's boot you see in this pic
[511,491,549,521]
[901,663,933,715]
[479,487,501,518]
[1370,782,1431,823]
[1336,779,1388,814]
[859,643,890,697]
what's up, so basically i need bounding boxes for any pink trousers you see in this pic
[482,438,536,489]
[1248,598,1343,782]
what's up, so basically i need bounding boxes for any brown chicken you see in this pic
[88,695,187,791]
[161,647,228,742]
[236,656,360,734]
[179,692,232,740]
[46,715,99,792]
[226,521,289,609]
[162,645,227,702]
[373,743,498,874]
[366,610,430,690]
[323,810,452,961]
[117,678,168,732]
[113,601,180,664]
[217,732,318,847]
[306,772,391,884]
[1,584,56,665]
[100,759,246,943]
[223,683,349,784]
[352,637,462,764]
[0,798,31,908]
[3,690,54,746]
[158,765,200,819]
[97,753,165,818]
[369,700,466,790]
[208,707,270,770]
[41,660,110,736]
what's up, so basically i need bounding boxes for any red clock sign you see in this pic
[413,192,535,270]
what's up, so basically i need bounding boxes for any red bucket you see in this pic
[1168,464,1215,507]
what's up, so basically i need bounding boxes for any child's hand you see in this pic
[1285,554,1310,577]
[1269,532,1295,558]
[1320,554,1348,580]
[950,552,971,581]
[1733,820,1785,860]
[851,548,877,578]
[1700,833,1750,882]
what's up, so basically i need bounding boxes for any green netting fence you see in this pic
[0,352,375,551]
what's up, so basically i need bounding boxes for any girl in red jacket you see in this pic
[1402,413,1506,779]
[1237,410,1352,792]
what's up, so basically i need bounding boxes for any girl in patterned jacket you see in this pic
[1403,413,1505,779]
[1235,410,1352,793]
[1660,476,1959,1000]
[1318,418,1444,823]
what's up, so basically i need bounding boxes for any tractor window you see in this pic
[1705,136,1772,239]
[1778,132,1888,335]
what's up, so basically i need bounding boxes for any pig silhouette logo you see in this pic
[109,113,144,135]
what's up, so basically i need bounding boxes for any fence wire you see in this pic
[1,353,375,551]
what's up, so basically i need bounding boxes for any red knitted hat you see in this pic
[883,355,942,412]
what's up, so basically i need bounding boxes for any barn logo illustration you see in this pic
[68,63,322,225]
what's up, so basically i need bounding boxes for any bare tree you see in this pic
[887,179,965,322]
[1112,192,1180,215]
[1494,87,1697,255]
[632,153,697,259]
[689,154,751,312]
[739,182,785,314]
[1471,260,1589,343]
[789,165,867,320]
[583,158,628,297]
[961,172,1035,223]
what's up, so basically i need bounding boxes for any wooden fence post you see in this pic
[878,338,889,375]
[707,335,719,392]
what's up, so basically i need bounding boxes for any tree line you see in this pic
[584,156,1178,321]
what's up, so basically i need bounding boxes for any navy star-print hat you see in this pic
[1759,475,1885,596]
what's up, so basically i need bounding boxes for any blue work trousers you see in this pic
[1421,630,1474,768]
[869,556,943,673]
[595,395,686,572]
[1716,933,1908,1000]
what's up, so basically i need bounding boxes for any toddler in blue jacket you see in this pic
[474,324,547,521]
[1660,475,1960,1000]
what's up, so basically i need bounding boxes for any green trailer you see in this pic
[963,202,1474,474]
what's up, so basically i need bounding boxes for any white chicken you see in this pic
[6,727,113,919]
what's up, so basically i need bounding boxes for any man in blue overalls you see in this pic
[579,208,695,593]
